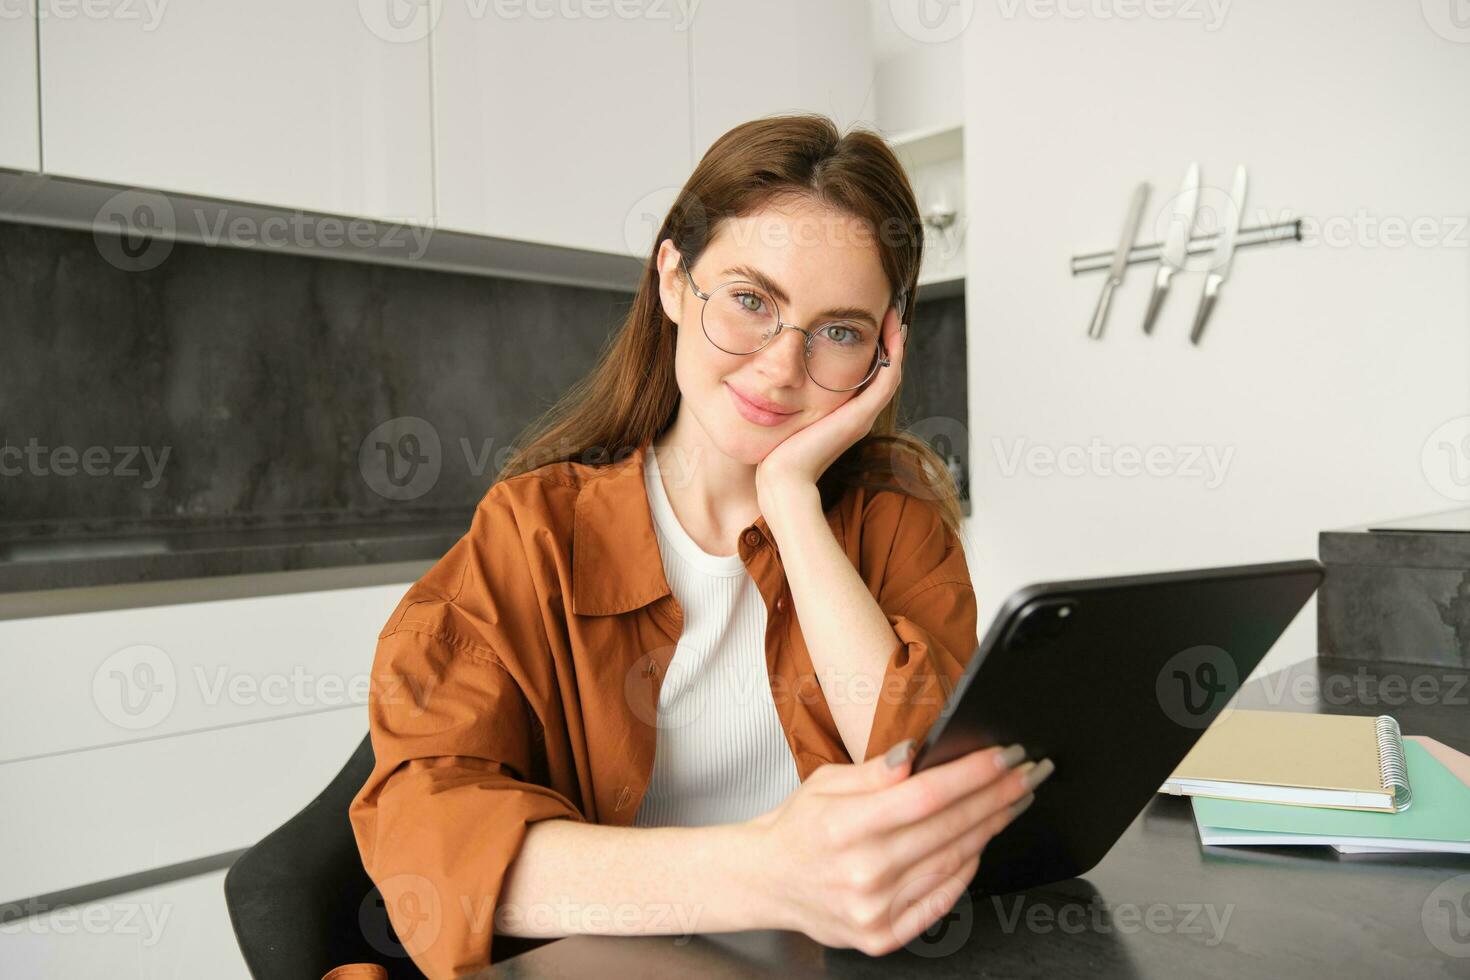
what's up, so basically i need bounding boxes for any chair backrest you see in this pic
[223,733,426,979]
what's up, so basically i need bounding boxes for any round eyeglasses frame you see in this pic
[679,254,897,392]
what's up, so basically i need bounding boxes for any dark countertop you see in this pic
[0,512,469,596]
[481,656,1470,979]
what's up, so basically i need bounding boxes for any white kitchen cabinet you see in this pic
[38,1,433,225]
[431,3,693,257]
[0,868,251,979]
[0,5,39,171]
[689,0,876,164]
[0,579,409,903]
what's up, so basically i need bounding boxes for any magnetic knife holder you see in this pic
[1069,218,1302,275]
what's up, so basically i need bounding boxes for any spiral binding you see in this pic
[1375,715,1412,812]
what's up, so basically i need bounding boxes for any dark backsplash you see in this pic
[1,220,968,534]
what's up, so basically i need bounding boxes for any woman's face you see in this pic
[657,197,894,467]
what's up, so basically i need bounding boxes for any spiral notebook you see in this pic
[1158,709,1412,813]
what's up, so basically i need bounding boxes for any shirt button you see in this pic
[743,529,762,548]
[614,785,633,810]
[642,661,656,677]
[775,596,787,612]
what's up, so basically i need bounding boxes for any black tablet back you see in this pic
[909,559,1324,895]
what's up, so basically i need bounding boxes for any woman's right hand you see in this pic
[742,740,1054,957]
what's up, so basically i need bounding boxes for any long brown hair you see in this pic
[496,112,964,535]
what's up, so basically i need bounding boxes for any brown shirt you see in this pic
[340,437,978,979]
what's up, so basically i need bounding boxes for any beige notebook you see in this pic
[1159,709,1412,813]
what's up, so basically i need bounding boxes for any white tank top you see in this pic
[633,444,802,827]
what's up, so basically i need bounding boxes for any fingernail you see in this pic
[1006,792,1035,821]
[995,744,1027,770]
[885,738,916,768]
[1022,757,1055,791]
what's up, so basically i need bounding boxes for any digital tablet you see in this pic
[909,558,1324,895]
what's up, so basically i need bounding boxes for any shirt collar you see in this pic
[571,437,785,616]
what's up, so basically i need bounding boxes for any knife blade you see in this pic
[1142,161,1200,335]
[1087,182,1151,340]
[1190,164,1248,345]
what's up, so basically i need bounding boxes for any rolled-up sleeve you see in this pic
[860,490,979,763]
[347,488,586,979]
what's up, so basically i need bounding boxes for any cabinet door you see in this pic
[39,1,433,224]
[690,0,875,163]
[0,5,39,171]
[432,6,692,257]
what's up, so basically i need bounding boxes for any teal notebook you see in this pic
[1193,741,1470,845]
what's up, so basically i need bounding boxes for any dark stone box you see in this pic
[1318,508,1470,669]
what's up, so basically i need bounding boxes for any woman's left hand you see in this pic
[755,306,906,498]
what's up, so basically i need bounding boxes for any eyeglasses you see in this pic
[679,254,894,392]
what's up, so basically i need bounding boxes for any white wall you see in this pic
[958,0,1470,676]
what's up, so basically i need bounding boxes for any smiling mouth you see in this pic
[728,384,795,415]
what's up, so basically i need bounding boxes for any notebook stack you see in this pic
[1158,709,1470,855]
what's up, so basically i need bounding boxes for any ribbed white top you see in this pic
[633,444,802,827]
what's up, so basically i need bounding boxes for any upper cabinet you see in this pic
[689,0,876,164]
[0,7,39,172]
[38,2,433,225]
[432,0,875,259]
[23,0,879,264]
[432,6,693,257]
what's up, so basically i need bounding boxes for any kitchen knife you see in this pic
[1190,164,1248,345]
[1087,182,1151,340]
[1142,161,1200,335]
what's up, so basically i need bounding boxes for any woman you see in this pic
[341,114,1053,980]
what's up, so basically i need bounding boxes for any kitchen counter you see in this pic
[0,511,467,608]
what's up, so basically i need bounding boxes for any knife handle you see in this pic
[1142,266,1173,335]
[1190,275,1223,345]
[1087,278,1118,340]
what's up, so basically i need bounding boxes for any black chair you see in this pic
[224,733,558,978]
[223,733,426,979]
